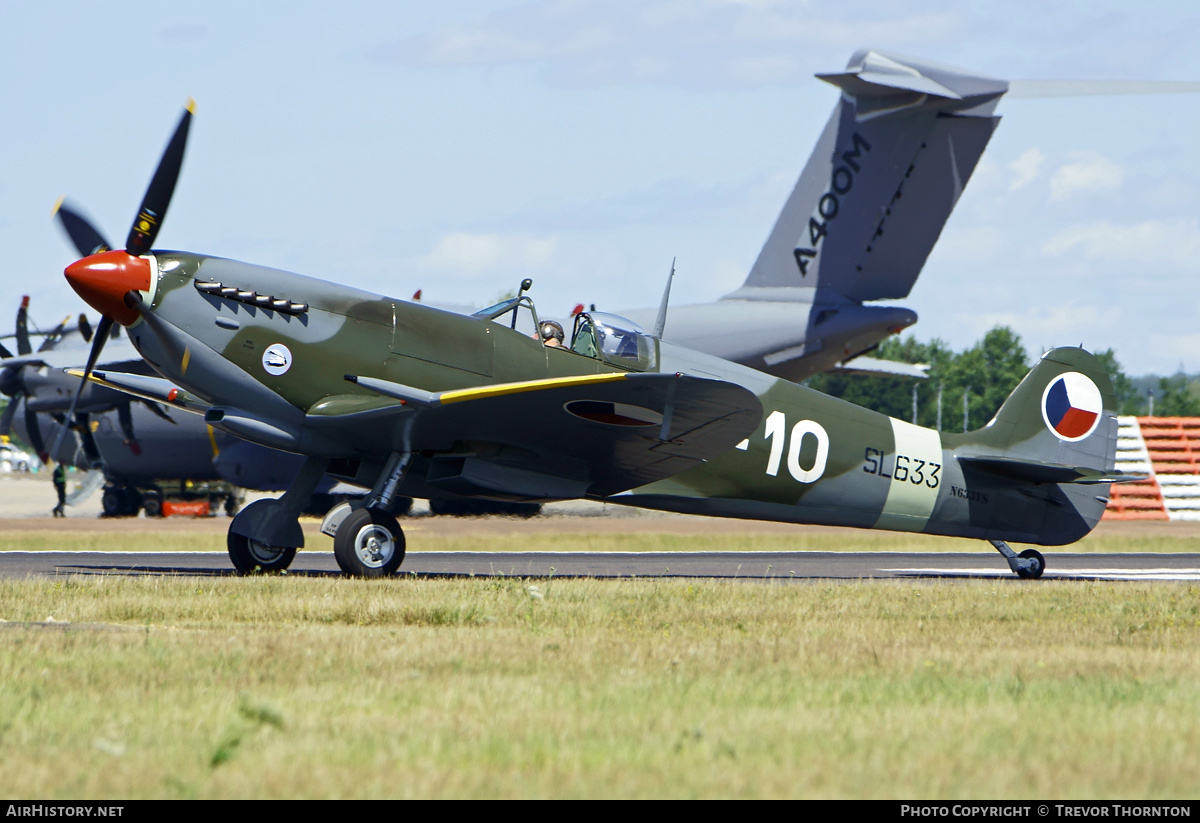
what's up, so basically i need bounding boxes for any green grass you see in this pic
[1,573,1198,798]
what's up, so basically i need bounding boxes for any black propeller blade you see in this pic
[74,413,104,466]
[0,340,11,359]
[48,314,114,460]
[53,200,112,258]
[116,401,142,455]
[24,401,46,460]
[15,296,30,356]
[51,100,194,461]
[37,316,69,352]
[126,100,193,256]
[78,314,93,344]
[139,398,176,424]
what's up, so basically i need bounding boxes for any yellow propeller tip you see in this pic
[186,97,196,114]
[51,196,64,217]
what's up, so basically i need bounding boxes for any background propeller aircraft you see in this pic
[56,101,1130,578]
[0,295,365,517]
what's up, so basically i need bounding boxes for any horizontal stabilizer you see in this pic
[818,51,963,102]
[830,355,929,379]
[959,455,1144,486]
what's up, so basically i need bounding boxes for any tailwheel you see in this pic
[989,539,1047,579]
[333,508,406,578]
[1016,548,1045,580]
[227,531,297,575]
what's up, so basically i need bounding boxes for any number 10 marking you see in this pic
[763,410,829,483]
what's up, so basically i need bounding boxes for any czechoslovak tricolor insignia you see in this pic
[1041,372,1102,442]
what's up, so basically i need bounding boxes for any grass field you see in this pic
[1,528,1199,799]
[1,518,1199,555]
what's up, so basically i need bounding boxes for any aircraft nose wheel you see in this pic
[333,508,406,577]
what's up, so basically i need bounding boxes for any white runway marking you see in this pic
[885,567,1200,581]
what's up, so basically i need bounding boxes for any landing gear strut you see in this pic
[225,456,329,575]
[327,450,413,578]
[989,539,1045,579]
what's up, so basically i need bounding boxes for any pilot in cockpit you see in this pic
[538,320,565,348]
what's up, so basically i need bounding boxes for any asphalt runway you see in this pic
[4,549,1200,581]
[4,477,1200,581]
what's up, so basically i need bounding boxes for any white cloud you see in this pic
[928,226,1004,262]
[956,303,1123,352]
[1007,148,1044,192]
[418,232,558,274]
[1048,151,1124,202]
[1040,218,1200,270]
[376,0,968,89]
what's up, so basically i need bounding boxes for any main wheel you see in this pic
[333,508,406,578]
[101,487,125,517]
[1016,548,1045,579]
[227,531,297,575]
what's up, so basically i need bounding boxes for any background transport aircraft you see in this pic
[618,49,1007,382]
[56,101,1129,579]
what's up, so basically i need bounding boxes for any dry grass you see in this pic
[1,573,1198,799]
[2,520,1198,555]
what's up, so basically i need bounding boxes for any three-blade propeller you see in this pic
[49,100,194,461]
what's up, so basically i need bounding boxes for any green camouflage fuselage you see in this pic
[130,252,1117,547]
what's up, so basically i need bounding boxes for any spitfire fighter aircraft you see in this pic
[55,103,1128,579]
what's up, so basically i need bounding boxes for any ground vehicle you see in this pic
[0,441,33,472]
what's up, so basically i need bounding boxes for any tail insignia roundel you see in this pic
[1041,372,1102,442]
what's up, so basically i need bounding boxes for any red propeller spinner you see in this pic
[64,250,151,327]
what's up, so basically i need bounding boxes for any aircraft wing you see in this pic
[79,367,763,499]
[326,371,763,499]
[4,336,143,371]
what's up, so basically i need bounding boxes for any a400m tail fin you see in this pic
[944,347,1124,545]
[729,50,1008,302]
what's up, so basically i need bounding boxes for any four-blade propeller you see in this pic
[49,100,194,461]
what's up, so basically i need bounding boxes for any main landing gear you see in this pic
[330,507,405,577]
[326,451,412,577]
[989,539,1045,579]
[225,452,414,578]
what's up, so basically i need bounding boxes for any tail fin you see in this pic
[729,50,1006,302]
[952,347,1121,543]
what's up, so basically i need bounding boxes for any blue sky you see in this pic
[3,0,1199,375]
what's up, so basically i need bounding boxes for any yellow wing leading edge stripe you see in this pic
[438,372,628,405]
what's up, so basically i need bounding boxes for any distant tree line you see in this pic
[805,326,1200,428]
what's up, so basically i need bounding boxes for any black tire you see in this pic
[227,531,297,575]
[101,488,125,517]
[1016,548,1045,579]
[143,494,163,518]
[224,495,240,517]
[333,508,406,578]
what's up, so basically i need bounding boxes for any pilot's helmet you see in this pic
[540,320,565,343]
